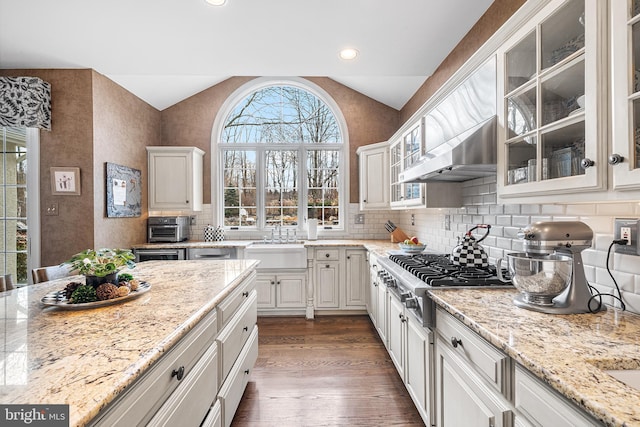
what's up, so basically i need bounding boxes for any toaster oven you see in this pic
[148,216,190,243]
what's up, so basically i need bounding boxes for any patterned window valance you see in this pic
[0,76,52,130]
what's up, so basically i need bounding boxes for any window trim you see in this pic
[211,77,349,235]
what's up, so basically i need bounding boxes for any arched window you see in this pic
[214,79,347,233]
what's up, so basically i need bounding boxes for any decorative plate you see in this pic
[41,281,151,310]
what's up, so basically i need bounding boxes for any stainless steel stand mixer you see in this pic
[498,221,605,314]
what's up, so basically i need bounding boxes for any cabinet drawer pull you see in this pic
[171,366,185,381]
[451,337,462,348]
[242,291,249,297]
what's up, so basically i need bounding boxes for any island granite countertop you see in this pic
[428,288,640,427]
[0,259,259,427]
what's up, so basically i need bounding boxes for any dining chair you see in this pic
[32,265,76,284]
[0,274,15,292]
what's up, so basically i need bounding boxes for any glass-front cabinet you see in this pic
[390,122,425,208]
[610,0,640,190]
[497,0,607,200]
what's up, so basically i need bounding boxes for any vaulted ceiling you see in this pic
[0,0,494,110]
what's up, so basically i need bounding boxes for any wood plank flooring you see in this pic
[231,315,425,427]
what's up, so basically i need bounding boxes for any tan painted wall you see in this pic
[92,71,160,248]
[161,77,399,204]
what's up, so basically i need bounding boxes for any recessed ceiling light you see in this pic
[339,48,359,60]
[205,0,227,5]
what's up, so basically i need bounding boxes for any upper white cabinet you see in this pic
[390,122,426,209]
[357,142,390,210]
[147,147,204,211]
[496,0,609,201]
[611,0,640,190]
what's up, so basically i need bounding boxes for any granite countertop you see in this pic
[0,259,259,427]
[428,288,640,427]
[131,239,399,255]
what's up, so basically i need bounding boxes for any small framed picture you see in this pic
[51,167,81,195]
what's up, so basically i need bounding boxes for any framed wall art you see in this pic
[51,167,81,195]
[106,162,142,218]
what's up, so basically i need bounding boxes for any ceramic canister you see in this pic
[204,225,215,242]
[213,225,225,241]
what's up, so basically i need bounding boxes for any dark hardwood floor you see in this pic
[231,315,425,427]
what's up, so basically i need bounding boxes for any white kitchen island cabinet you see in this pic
[147,146,204,211]
[0,259,259,427]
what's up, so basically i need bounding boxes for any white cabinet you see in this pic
[312,247,367,312]
[386,290,432,425]
[610,0,640,191]
[514,364,600,427]
[434,307,513,427]
[147,146,204,211]
[366,252,380,326]
[315,261,340,308]
[357,142,390,210]
[345,249,367,307]
[256,272,306,312]
[496,0,609,202]
[390,123,426,209]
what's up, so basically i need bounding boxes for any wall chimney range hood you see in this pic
[400,57,498,183]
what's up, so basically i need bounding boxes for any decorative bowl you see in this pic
[504,252,572,305]
[398,243,427,254]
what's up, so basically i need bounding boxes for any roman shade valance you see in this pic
[0,76,51,130]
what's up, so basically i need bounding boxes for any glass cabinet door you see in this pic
[610,0,640,190]
[499,0,605,198]
[389,123,425,208]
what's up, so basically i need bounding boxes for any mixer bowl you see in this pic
[505,252,573,306]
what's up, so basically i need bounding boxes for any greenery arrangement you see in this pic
[64,248,135,277]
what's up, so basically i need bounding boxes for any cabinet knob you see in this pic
[171,366,185,381]
[243,326,249,332]
[451,337,462,348]
[326,264,330,268]
[242,291,249,297]
[244,369,250,375]
[580,158,595,169]
[347,256,351,260]
[608,154,624,165]
[271,281,275,285]
[186,200,189,204]
[363,199,367,203]
[325,253,330,258]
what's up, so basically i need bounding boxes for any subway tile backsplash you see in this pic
[187,176,640,314]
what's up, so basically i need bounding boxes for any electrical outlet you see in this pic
[614,218,640,255]
[355,214,365,224]
[444,215,451,231]
[411,214,415,226]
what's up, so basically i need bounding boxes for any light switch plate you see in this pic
[45,203,58,216]
[614,218,640,255]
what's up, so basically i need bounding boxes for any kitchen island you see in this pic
[0,259,259,427]
[429,288,640,427]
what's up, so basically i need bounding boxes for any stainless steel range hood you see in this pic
[400,57,497,183]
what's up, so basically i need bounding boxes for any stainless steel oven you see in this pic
[134,248,186,262]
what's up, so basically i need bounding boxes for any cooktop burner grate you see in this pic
[388,253,511,287]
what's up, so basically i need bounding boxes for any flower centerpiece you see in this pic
[64,248,135,287]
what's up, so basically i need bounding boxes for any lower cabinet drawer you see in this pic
[217,271,256,327]
[147,342,219,427]
[436,307,511,397]
[217,290,258,385]
[514,364,600,427]
[218,325,259,427]
[201,400,222,427]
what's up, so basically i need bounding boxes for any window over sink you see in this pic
[213,78,347,232]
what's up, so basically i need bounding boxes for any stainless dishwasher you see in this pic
[187,247,238,260]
